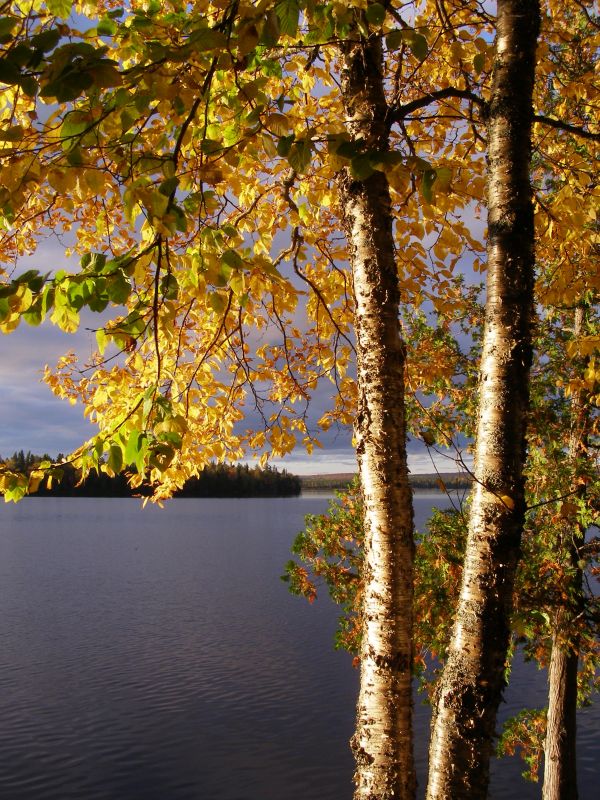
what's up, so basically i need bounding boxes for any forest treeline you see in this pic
[301,472,472,491]
[0,451,301,498]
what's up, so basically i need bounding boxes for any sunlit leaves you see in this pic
[276,0,300,38]
[0,0,595,508]
[47,0,72,18]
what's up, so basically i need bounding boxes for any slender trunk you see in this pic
[337,30,416,800]
[542,305,589,800]
[426,1,540,797]
[543,624,580,800]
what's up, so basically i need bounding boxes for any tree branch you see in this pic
[389,89,599,142]
[388,87,486,124]
[534,114,600,141]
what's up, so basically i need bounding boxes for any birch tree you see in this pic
[426,1,541,796]
[0,3,598,800]
[336,22,417,800]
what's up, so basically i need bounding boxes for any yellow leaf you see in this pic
[498,494,515,510]
[265,113,291,135]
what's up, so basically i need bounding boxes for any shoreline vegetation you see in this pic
[1,451,472,498]
[1,451,301,498]
[300,472,472,492]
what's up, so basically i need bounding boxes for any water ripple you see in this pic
[0,496,596,800]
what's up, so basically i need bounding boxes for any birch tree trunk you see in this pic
[426,1,540,797]
[543,305,589,800]
[543,628,580,800]
[337,29,416,800]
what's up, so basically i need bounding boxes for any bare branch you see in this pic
[534,114,600,142]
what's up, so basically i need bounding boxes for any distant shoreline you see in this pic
[299,472,472,492]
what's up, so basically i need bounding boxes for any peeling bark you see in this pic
[426,1,540,798]
[337,32,416,800]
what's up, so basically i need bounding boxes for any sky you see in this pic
[0,237,474,476]
[0,303,469,475]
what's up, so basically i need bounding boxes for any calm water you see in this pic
[0,494,597,799]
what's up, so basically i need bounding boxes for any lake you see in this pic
[0,494,597,799]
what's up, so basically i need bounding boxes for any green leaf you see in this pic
[0,17,18,41]
[31,29,61,53]
[107,443,123,474]
[47,0,72,19]
[86,252,108,273]
[276,133,294,158]
[131,13,153,31]
[200,138,222,155]
[158,176,179,196]
[18,75,38,97]
[157,430,183,448]
[409,33,428,62]
[0,282,17,299]
[97,17,118,36]
[222,249,243,270]
[41,286,54,315]
[335,140,362,159]
[287,138,312,173]
[5,42,33,67]
[473,52,485,73]
[96,327,108,354]
[54,72,94,102]
[350,154,375,181]
[372,150,405,168]
[16,269,40,286]
[209,292,226,314]
[107,271,131,304]
[66,146,84,166]
[160,273,179,300]
[149,443,175,472]
[365,3,386,27]
[216,263,232,286]
[261,9,281,46]
[421,169,436,203]
[124,430,142,465]
[0,59,21,85]
[60,113,89,148]
[135,434,149,473]
[387,29,428,61]
[22,303,42,326]
[276,0,300,38]
[88,58,122,89]
[67,280,86,310]
[170,204,188,233]
[188,27,227,51]
[5,483,27,503]
[435,166,452,192]
[88,294,108,313]
[162,159,176,179]
[386,29,406,50]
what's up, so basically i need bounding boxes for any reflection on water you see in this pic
[0,495,597,799]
